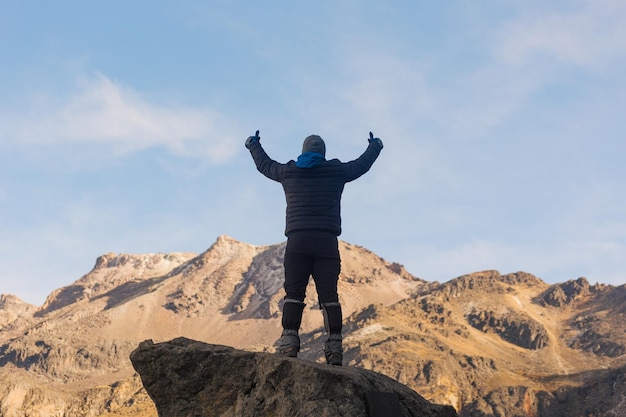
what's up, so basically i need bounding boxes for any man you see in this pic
[245,130,383,366]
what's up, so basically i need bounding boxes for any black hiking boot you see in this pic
[324,333,343,366]
[277,329,300,358]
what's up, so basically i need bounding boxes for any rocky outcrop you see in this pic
[0,294,35,329]
[569,315,626,357]
[465,308,549,350]
[440,271,546,301]
[221,241,286,318]
[0,367,154,417]
[464,363,626,417]
[0,336,137,380]
[539,277,601,307]
[130,337,458,417]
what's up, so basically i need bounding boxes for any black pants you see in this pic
[283,231,341,304]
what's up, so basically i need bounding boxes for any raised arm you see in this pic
[343,131,384,182]
[245,130,285,182]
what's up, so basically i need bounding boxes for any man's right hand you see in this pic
[245,130,261,149]
[368,131,383,149]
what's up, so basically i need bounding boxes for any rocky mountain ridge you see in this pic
[1,235,625,416]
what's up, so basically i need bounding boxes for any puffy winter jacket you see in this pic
[247,141,382,236]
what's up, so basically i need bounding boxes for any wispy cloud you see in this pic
[495,0,626,69]
[1,73,241,163]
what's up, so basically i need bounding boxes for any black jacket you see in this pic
[248,141,382,236]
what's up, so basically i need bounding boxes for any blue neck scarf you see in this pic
[296,152,326,168]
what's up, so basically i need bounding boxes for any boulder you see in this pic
[130,337,457,417]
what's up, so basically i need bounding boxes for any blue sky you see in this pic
[1,1,625,306]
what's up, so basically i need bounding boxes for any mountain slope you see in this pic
[0,235,422,416]
[1,237,625,416]
[301,270,626,416]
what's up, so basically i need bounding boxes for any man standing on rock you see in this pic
[245,130,383,366]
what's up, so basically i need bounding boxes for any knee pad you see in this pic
[321,302,342,334]
[282,299,306,330]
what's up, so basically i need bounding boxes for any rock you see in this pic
[465,308,549,350]
[540,277,597,307]
[0,294,35,328]
[540,285,569,307]
[130,337,458,417]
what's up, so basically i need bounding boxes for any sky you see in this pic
[1,1,625,306]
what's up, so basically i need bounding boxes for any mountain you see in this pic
[0,235,421,416]
[324,271,626,416]
[1,235,625,416]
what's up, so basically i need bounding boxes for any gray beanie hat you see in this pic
[302,135,326,156]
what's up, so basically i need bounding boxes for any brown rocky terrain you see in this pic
[1,235,625,416]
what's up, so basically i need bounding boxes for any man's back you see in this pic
[247,139,382,236]
[280,159,348,236]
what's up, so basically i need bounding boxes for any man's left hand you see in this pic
[245,130,261,149]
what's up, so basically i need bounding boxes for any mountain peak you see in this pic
[202,234,259,258]
[213,234,246,246]
[38,251,196,315]
[0,294,35,328]
[0,294,32,310]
